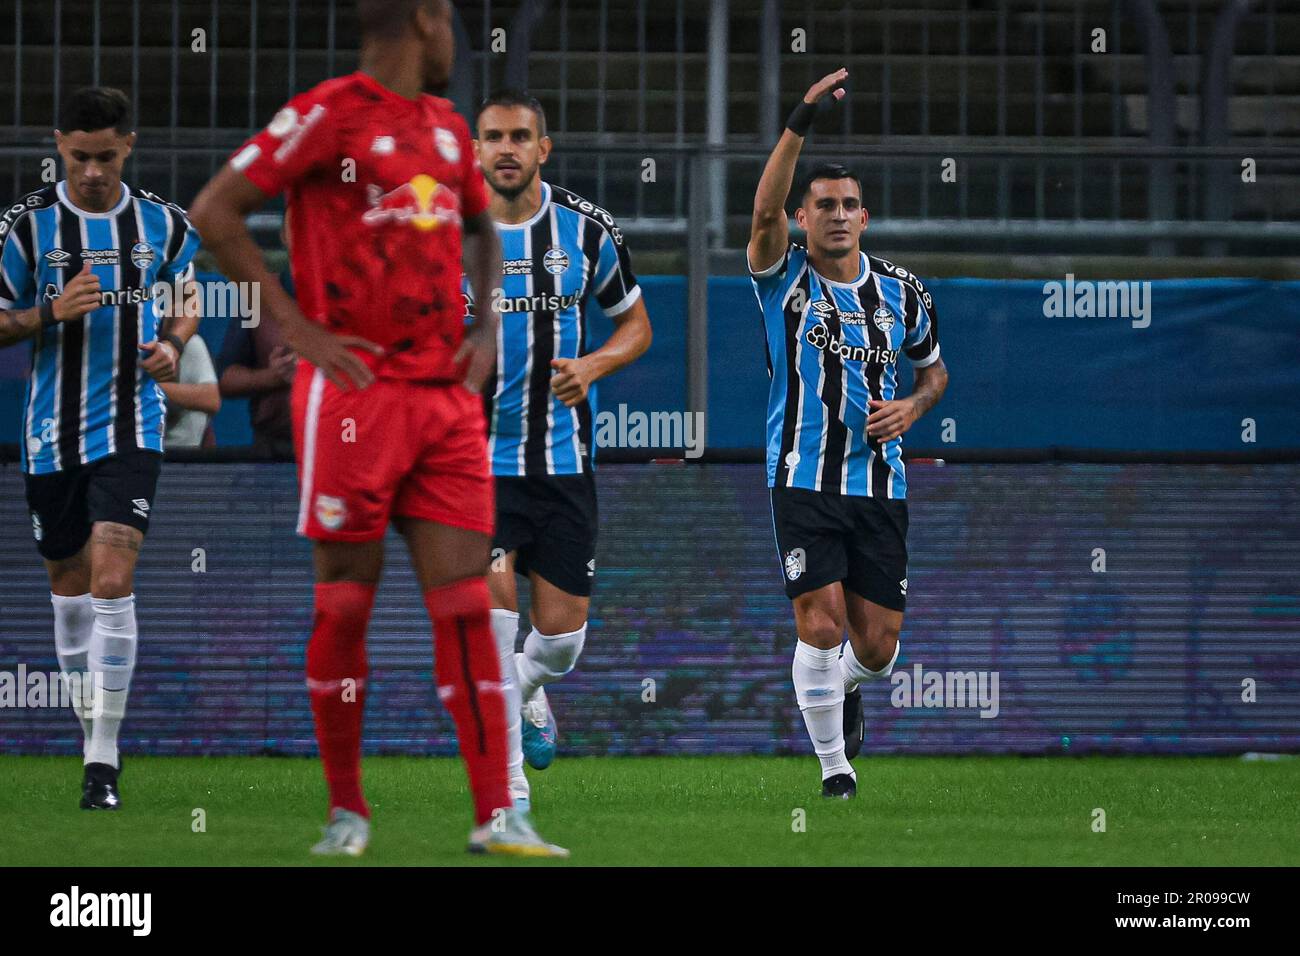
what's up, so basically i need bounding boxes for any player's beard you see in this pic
[490,166,538,201]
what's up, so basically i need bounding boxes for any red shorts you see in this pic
[292,368,494,541]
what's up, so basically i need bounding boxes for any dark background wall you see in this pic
[2,461,1296,756]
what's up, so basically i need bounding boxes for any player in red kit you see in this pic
[190,0,567,858]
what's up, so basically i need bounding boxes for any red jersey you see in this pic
[230,72,489,381]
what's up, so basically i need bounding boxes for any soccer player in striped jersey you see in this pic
[0,87,201,810]
[749,70,949,798]
[469,90,652,809]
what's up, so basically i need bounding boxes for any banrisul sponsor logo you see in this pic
[1042,273,1152,329]
[890,663,1000,718]
[49,886,152,936]
[492,287,583,314]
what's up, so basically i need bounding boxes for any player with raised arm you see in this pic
[0,86,200,811]
[189,0,565,857]
[748,70,949,798]
[468,90,652,809]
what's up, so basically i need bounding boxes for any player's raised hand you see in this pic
[455,320,495,393]
[139,339,180,382]
[283,317,382,391]
[866,397,920,443]
[53,261,103,321]
[549,357,592,408]
[804,68,848,106]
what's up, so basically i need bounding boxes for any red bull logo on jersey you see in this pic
[362,174,461,231]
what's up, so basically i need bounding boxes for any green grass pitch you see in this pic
[2,755,1295,866]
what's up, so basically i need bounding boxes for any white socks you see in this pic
[86,595,138,769]
[792,640,852,780]
[490,608,527,797]
[841,638,901,692]
[51,592,96,757]
[516,624,587,704]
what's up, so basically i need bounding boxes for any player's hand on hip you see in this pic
[53,261,103,321]
[549,357,592,408]
[455,320,495,393]
[139,339,180,382]
[804,68,848,106]
[285,319,381,390]
[867,397,919,443]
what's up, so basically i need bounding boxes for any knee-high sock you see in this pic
[426,578,509,826]
[87,595,138,769]
[516,624,587,703]
[51,592,96,756]
[489,608,527,796]
[841,638,901,692]
[306,581,375,818]
[793,640,852,780]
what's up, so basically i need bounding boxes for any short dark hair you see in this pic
[800,162,862,204]
[475,89,548,138]
[60,87,132,135]
[357,0,442,41]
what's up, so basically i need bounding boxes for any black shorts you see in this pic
[24,450,163,561]
[493,472,598,597]
[770,486,909,610]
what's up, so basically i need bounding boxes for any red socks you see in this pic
[306,581,376,819]
[425,577,511,825]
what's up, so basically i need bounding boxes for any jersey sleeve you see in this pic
[456,115,489,221]
[747,242,791,284]
[228,88,338,198]
[160,208,201,286]
[903,280,941,368]
[593,220,641,317]
[749,243,803,314]
[0,208,37,310]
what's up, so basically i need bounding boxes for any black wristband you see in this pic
[39,300,57,327]
[162,333,184,355]
[785,100,818,137]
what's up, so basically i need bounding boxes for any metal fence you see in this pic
[2,0,1298,251]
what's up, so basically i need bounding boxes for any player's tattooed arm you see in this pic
[0,306,42,347]
[0,261,103,346]
[749,68,848,275]
[867,358,949,443]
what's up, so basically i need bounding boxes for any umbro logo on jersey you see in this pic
[370,135,396,155]
[810,300,834,319]
[900,578,908,595]
[45,248,72,268]
[131,498,150,520]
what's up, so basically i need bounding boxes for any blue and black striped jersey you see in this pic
[465,181,640,476]
[751,243,940,499]
[0,182,200,475]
